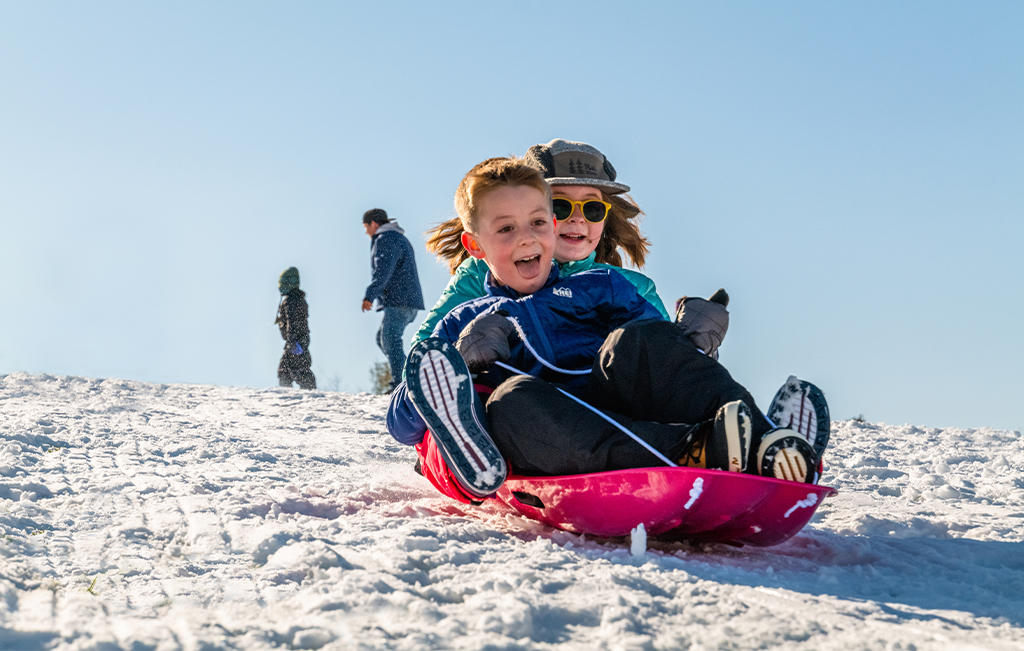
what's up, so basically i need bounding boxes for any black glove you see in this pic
[674,288,729,359]
[456,311,516,373]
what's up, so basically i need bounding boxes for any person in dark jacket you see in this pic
[362,208,424,392]
[276,267,317,390]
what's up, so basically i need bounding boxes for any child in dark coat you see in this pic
[275,267,317,390]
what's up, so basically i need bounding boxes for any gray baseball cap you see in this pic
[523,138,630,194]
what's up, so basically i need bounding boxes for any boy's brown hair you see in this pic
[426,157,552,273]
[427,176,650,274]
[456,156,550,232]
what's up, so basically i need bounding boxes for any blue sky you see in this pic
[1,1,1021,431]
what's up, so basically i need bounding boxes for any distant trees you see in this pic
[370,362,391,395]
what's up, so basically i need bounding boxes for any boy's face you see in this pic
[461,185,555,294]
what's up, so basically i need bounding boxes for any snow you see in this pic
[629,524,646,559]
[2,372,1023,650]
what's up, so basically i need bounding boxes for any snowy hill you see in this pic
[1,373,1023,650]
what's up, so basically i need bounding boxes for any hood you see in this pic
[278,266,300,294]
[375,222,405,235]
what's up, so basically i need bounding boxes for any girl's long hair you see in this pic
[425,189,650,274]
[594,191,649,269]
[424,216,471,274]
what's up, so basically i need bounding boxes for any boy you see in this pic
[387,158,829,502]
[276,266,317,390]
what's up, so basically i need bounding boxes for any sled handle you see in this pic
[493,360,678,468]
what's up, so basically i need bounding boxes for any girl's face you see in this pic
[551,185,606,263]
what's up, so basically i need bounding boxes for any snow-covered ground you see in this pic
[1,372,1023,651]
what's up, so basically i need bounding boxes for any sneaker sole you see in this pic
[767,376,830,460]
[757,430,816,483]
[714,400,751,473]
[406,339,507,498]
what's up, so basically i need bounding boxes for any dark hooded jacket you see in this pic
[276,289,311,348]
[364,222,425,309]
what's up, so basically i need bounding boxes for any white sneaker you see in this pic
[709,400,751,473]
[406,338,507,498]
[766,376,830,462]
[756,429,817,482]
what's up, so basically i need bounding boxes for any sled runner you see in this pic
[495,466,836,547]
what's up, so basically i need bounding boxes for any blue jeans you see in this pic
[377,307,419,390]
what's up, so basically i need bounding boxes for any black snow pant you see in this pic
[485,319,773,476]
[278,349,317,390]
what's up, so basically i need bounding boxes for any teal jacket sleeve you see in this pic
[602,265,671,321]
[410,257,490,348]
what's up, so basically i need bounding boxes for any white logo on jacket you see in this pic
[553,287,573,298]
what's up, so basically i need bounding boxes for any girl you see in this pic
[411,139,670,347]
[391,156,829,504]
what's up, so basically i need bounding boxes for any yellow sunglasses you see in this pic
[552,197,612,223]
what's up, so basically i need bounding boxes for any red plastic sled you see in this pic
[495,466,837,547]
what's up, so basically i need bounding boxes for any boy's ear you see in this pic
[461,231,486,260]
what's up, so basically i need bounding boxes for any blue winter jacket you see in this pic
[364,223,425,309]
[386,263,666,445]
[410,253,669,348]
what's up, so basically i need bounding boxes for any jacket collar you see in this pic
[373,222,405,237]
[556,252,597,277]
[483,262,560,299]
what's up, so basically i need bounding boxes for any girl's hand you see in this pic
[675,289,729,359]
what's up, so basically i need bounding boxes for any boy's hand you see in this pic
[675,289,729,359]
[456,312,515,373]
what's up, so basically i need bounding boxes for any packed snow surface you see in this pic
[2,373,1023,650]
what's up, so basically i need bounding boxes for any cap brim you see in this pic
[544,177,630,194]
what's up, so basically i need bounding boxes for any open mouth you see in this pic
[514,254,542,278]
[559,233,587,242]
